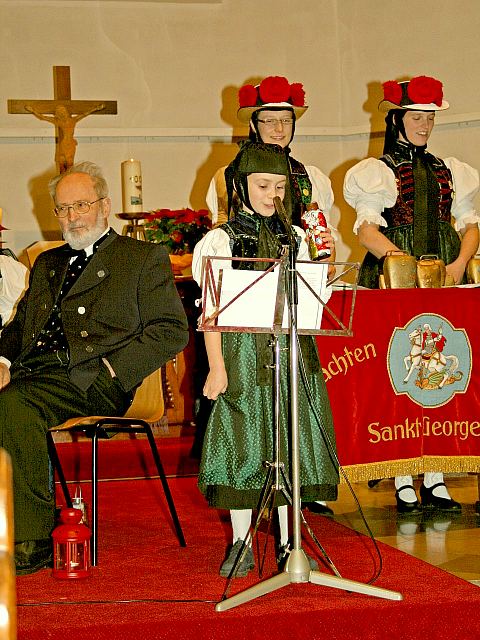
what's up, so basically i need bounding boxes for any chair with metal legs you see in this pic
[47,367,186,566]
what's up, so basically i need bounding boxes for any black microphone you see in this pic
[273,196,296,247]
[273,198,298,304]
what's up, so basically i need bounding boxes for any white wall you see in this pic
[1,0,480,266]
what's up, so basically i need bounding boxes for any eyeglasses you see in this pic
[53,198,105,218]
[257,118,294,127]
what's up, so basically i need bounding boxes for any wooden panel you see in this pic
[0,449,16,640]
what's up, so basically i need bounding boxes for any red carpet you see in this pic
[16,476,480,640]
[54,435,200,480]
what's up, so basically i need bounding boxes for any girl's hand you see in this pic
[318,229,335,251]
[318,229,336,279]
[446,259,466,285]
[203,366,228,400]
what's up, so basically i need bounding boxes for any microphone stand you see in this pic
[215,198,402,611]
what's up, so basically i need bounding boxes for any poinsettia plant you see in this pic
[143,208,211,254]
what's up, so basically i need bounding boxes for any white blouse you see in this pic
[0,255,28,327]
[344,156,480,234]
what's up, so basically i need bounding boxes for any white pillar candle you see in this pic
[121,159,143,213]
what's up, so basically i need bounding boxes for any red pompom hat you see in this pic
[379,76,449,112]
[237,75,308,123]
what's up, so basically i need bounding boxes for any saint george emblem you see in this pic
[387,313,471,408]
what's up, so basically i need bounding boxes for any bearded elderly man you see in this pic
[0,161,189,575]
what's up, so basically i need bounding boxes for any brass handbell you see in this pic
[381,251,417,289]
[416,255,446,288]
[466,254,480,284]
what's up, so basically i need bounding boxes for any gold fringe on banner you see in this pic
[421,455,480,474]
[339,456,480,484]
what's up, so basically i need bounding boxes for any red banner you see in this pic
[318,287,480,481]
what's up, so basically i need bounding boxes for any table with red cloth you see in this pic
[317,286,480,482]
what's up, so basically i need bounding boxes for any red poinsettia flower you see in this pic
[259,76,291,104]
[192,209,210,225]
[290,83,305,106]
[407,76,443,107]
[177,208,196,224]
[171,230,184,244]
[238,84,258,107]
[383,80,403,105]
[144,208,171,221]
[144,208,211,254]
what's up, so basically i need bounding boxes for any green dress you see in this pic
[195,212,339,509]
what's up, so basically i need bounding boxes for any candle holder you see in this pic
[116,212,149,242]
[52,507,91,579]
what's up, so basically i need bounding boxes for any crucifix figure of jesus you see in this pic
[8,66,117,172]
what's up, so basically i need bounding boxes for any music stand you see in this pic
[198,239,403,611]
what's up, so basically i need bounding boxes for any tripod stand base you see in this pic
[215,549,402,612]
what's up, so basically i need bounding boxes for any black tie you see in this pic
[60,249,89,298]
[29,250,91,356]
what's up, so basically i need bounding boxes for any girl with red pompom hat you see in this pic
[344,75,480,514]
[207,76,336,257]
[345,75,478,289]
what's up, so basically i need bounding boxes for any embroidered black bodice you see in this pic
[380,140,454,228]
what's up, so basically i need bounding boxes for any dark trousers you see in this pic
[0,352,133,541]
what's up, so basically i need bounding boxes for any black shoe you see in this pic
[15,539,52,576]
[219,540,254,578]
[475,501,480,515]
[395,485,422,514]
[304,502,334,516]
[420,483,462,512]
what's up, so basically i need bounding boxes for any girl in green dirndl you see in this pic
[193,141,339,577]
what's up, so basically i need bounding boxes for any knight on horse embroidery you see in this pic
[403,324,462,389]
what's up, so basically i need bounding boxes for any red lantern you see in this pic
[52,507,91,579]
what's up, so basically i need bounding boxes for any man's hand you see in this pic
[0,363,11,390]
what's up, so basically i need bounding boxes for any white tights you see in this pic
[230,505,289,546]
[395,472,451,502]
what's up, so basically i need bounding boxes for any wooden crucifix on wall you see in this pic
[8,66,117,172]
